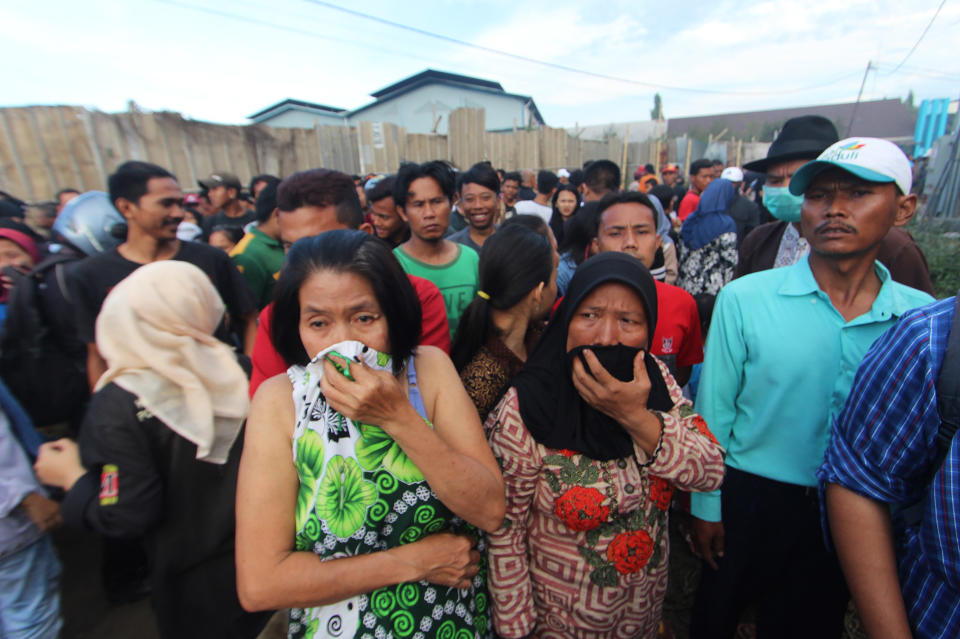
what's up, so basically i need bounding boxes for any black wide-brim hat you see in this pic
[743,115,840,173]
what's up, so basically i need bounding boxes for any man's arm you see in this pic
[86,343,107,392]
[689,286,746,568]
[241,312,257,357]
[826,483,912,639]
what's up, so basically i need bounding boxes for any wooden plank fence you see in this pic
[0,104,762,202]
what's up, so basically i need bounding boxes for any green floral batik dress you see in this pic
[287,340,490,639]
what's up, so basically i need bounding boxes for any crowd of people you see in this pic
[0,112,956,639]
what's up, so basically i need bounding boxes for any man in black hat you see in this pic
[198,171,256,240]
[736,116,934,294]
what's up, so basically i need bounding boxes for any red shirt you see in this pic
[677,191,700,222]
[249,274,450,397]
[650,280,703,375]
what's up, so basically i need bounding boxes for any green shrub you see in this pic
[909,218,960,299]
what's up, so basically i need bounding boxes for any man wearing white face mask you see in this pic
[735,116,933,294]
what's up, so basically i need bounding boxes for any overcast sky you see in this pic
[3,0,958,128]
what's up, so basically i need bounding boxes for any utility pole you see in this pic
[846,61,873,137]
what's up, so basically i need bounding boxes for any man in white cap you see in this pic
[557,168,571,184]
[719,166,760,247]
[688,137,935,638]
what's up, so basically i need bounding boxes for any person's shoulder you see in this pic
[447,226,469,240]
[655,279,698,309]
[229,232,257,258]
[392,244,411,261]
[718,265,786,302]
[741,220,786,247]
[458,242,479,262]
[884,276,937,311]
[86,382,138,421]
[413,344,454,372]
[892,293,952,328]
[408,274,441,299]
[176,240,235,268]
[70,248,123,275]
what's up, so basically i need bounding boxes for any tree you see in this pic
[651,93,664,121]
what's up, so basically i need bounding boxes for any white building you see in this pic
[248,69,545,134]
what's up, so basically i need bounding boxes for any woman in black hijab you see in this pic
[485,252,724,639]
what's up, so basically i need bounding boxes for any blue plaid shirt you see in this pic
[819,297,959,638]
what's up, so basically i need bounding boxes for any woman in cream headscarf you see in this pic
[34,260,269,639]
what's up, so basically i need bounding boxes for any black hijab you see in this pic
[512,252,674,461]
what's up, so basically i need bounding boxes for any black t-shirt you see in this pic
[201,209,257,240]
[68,241,256,345]
[61,383,269,638]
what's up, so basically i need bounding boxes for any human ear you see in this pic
[115,197,136,220]
[893,193,917,227]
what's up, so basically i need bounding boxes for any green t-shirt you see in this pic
[229,226,284,309]
[393,243,479,341]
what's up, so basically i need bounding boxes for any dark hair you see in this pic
[536,170,558,195]
[711,159,724,167]
[690,158,713,177]
[108,161,175,210]
[209,225,245,245]
[502,171,522,187]
[693,293,715,336]
[250,174,279,195]
[56,188,80,200]
[595,191,658,231]
[644,164,655,174]
[583,160,621,195]
[649,184,677,212]
[549,184,581,243]
[450,224,552,371]
[568,168,585,189]
[255,181,280,224]
[502,213,552,240]
[271,230,421,375]
[460,162,501,195]
[393,161,456,210]
[181,209,201,226]
[364,175,396,204]
[277,168,363,228]
[559,202,602,266]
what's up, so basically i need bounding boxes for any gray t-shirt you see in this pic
[447,226,483,254]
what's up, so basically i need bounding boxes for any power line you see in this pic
[299,0,865,97]
[156,0,868,99]
[888,0,948,74]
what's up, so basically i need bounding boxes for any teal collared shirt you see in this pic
[689,256,934,522]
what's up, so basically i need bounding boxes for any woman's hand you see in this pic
[320,355,415,431]
[571,349,650,425]
[572,350,662,455]
[392,533,481,589]
[34,439,87,491]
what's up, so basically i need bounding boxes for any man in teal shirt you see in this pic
[230,180,284,310]
[688,138,934,638]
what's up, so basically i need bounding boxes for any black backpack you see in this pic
[0,253,89,428]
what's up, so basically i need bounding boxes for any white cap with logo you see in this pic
[720,167,744,182]
[789,137,912,196]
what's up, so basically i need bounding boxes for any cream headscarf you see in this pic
[95,261,249,464]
